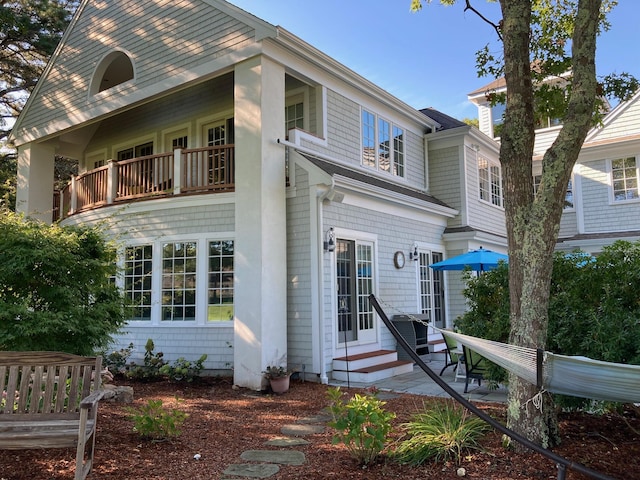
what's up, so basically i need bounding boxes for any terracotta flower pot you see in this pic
[269,375,290,394]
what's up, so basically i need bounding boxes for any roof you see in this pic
[419,108,468,130]
[467,77,507,97]
[298,153,453,211]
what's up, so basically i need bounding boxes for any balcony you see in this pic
[53,145,235,221]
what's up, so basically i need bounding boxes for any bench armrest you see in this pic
[80,389,111,409]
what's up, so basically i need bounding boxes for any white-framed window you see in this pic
[361,109,405,177]
[418,250,445,329]
[285,101,304,132]
[161,241,197,321]
[117,141,153,161]
[478,155,503,207]
[534,175,574,210]
[610,156,639,202]
[124,245,153,320]
[207,240,234,322]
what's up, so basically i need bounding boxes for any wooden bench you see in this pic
[0,352,108,480]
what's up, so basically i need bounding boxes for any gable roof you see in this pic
[419,107,468,131]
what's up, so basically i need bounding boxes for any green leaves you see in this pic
[327,387,395,465]
[0,209,126,354]
[126,398,188,441]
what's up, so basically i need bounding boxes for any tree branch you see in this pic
[464,0,503,40]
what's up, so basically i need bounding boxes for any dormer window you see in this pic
[90,51,134,95]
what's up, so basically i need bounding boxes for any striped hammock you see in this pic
[438,329,640,404]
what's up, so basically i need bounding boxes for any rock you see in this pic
[103,384,134,403]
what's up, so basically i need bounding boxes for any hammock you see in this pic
[437,329,640,404]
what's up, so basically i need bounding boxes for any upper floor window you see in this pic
[361,109,404,177]
[285,101,304,132]
[611,156,639,202]
[534,175,574,209]
[478,156,503,207]
[492,103,506,138]
[117,142,153,161]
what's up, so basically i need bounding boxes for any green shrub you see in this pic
[126,339,167,381]
[160,354,208,382]
[394,401,490,465]
[100,343,134,375]
[127,398,188,441]
[0,209,126,355]
[326,387,395,465]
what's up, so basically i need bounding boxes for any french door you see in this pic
[335,239,376,345]
[419,251,445,328]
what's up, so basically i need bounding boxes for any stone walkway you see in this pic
[220,411,330,479]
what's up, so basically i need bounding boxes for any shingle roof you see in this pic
[299,153,453,210]
[419,108,467,130]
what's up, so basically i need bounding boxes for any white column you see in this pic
[106,161,117,204]
[173,149,181,194]
[15,142,56,223]
[233,55,287,390]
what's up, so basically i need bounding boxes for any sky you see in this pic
[228,1,640,121]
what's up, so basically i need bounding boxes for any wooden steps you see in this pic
[332,350,414,383]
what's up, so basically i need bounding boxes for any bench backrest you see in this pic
[0,352,102,419]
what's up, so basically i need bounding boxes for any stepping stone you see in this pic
[281,423,325,436]
[265,437,310,447]
[240,450,305,465]
[296,413,331,424]
[222,463,280,478]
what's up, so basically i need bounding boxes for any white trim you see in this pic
[607,155,640,205]
[111,134,158,160]
[88,49,137,98]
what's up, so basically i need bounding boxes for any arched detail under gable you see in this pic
[89,50,135,95]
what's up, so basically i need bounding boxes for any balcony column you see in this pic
[173,149,181,194]
[15,142,55,223]
[233,55,287,390]
[70,176,78,214]
[106,161,117,204]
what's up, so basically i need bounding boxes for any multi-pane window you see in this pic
[161,242,197,321]
[172,135,188,149]
[124,245,153,320]
[208,240,234,322]
[419,251,445,328]
[285,102,304,132]
[117,142,153,161]
[356,244,374,332]
[361,109,405,177]
[534,175,574,209]
[478,156,503,207]
[611,157,639,201]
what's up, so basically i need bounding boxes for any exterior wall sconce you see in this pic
[324,227,335,252]
[409,243,419,261]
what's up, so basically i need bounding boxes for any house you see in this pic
[468,79,640,254]
[10,0,506,390]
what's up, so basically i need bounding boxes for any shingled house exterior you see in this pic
[11,0,506,390]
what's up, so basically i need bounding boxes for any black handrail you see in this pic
[369,294,617,480]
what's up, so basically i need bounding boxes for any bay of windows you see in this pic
[361,109,405,177]
[122,238,234,323]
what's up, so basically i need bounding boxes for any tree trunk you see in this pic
[499,0,601,449]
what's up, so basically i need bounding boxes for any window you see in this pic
[491,103,506,138]
[285,102,304,132]
[611,157,639,201]
[90,51,134,95]
[117,142,153,161]
[124,245,153,320]
[478,156,503,207]
[361,109,405,177]
[534,175,574,209]
[161,242,197,321]
[208,240,234,322]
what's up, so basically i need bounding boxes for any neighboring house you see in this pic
[468,80,640,254]
[10,0,506,390]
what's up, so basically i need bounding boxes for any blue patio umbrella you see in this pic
[430,247,508,272]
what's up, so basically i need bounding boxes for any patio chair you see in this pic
[439,332,461,376]
[462,345,491,393]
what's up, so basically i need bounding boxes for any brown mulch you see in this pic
[1,377,639,479]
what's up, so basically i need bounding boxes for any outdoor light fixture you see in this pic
[409,243,419,261]
[324,227,335,252]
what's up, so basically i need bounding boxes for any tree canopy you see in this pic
[0,209,126,355]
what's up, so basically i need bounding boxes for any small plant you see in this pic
[100,343,134,375]
[126,398,188,441]
[326,386,395,466]
[126,339,167,381]
[262,365,290,379]
[160,354,208,382]
[394,401,490,465]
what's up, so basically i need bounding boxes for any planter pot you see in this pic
[269,375,290,394]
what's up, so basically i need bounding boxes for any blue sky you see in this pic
[229,1,640,120]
